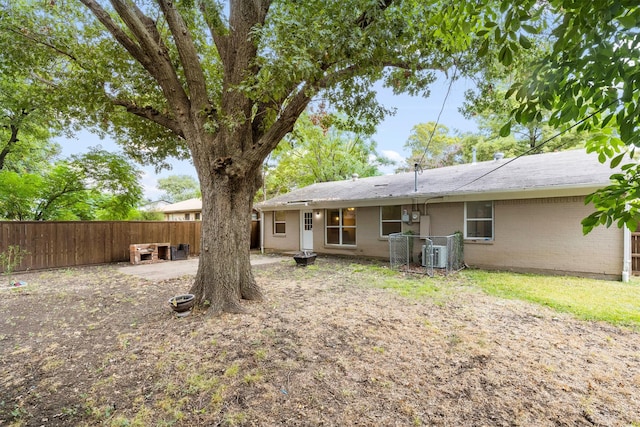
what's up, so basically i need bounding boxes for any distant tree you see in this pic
[464,2,640,232]
[129,210,164,221]
[457,123,584,164]
[157,174,201,203]
[461,38,584,158]
[0,148,143,220]
[261,110,392,199]
[0,19,64,173]
[0,9,144,212]
[397,122,462,172]
[457,133,519,163]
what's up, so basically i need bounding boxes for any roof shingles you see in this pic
[257,150,621,209]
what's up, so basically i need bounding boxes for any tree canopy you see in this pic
[488,1,640,232]
[398,122,462,171]
[0,148,143,221]
[2,0,513,314]
[156,174,201,203]
[262,110,391,199]
[2,0,637,313]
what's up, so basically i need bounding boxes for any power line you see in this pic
[416,66,459,169]
[453,98,620,192]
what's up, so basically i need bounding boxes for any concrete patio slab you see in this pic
[118,254,287,281]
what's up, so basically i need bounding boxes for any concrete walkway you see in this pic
[117,254,287,281]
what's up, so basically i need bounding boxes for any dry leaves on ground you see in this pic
[1,258,639,426]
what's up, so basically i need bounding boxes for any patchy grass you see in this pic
[1,259,640,426]
[462,269,640,328]
[345,262,445,299]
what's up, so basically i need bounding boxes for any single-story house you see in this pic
[255,149,633,280]
[158,198,202,221]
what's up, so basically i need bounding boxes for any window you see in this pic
[465,201,493,240]
[380,206,402,237]
[303,211,313,231]
[326,208,356,245]
[273,210,286,234]
[195,213,201,220]
[184,213,190,220]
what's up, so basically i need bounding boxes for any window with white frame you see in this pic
[326,208,356,245]
[380,205,402,237]
[273,210,286,234]
[465,201,493,240]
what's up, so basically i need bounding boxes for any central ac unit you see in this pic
[421,244,447,268]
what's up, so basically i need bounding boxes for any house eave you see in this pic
[436,184,602,203]
[257,184,604,211]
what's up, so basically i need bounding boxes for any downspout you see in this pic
[622,222,631,282]
[258,209,265,255]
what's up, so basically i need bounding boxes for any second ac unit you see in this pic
[420,244,448,268]
[432,245,447,268]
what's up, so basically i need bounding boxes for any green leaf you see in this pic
[618,14,637,29]
[477,39,489,57]
[610,153,625,169]
[598,152,606,163]
[518,34,532,49]
[499,121,511,137]
[498,45,513,66]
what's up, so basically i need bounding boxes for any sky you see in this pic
[55,73,479,200]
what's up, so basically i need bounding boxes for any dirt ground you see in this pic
[1,257,639,426]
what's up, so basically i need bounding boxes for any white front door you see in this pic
[301,210,314,251]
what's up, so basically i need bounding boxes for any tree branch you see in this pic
[35,182,78,221]
[4,26,79,63]
[0,109,32,171]
[199,0,230,61]
[157,0,211,112]
[0,124,19,171]
[356,0,394,29]
[78,0,146,63]
[224,0,270,82]
[80,0,192,135]
[255,86,313,160]
[111,98,185,139]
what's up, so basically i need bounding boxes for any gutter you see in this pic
[623,225,631,282]
[257,183,610,210]
[255,207,264,255]
[622,203,632,282]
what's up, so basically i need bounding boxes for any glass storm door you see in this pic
[301,210,314,251]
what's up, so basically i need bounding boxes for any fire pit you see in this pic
[168,294,196,317]
[293,251,317,266]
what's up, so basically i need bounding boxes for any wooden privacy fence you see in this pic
[0,221,201,272]
[632,232,640,275]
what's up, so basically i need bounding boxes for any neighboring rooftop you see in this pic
[257,149,624,209]
[139,200,170,212]
[158,198,202,213]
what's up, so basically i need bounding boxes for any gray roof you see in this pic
[257,149,623,209]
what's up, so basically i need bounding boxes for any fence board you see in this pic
[0,221,202,272]
[632,232,640,276]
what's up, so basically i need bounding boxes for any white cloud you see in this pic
[377,150,406,175]
[380,150,404,163]
[140,169,163,201]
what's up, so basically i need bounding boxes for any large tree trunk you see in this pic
[189,162,264,314]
